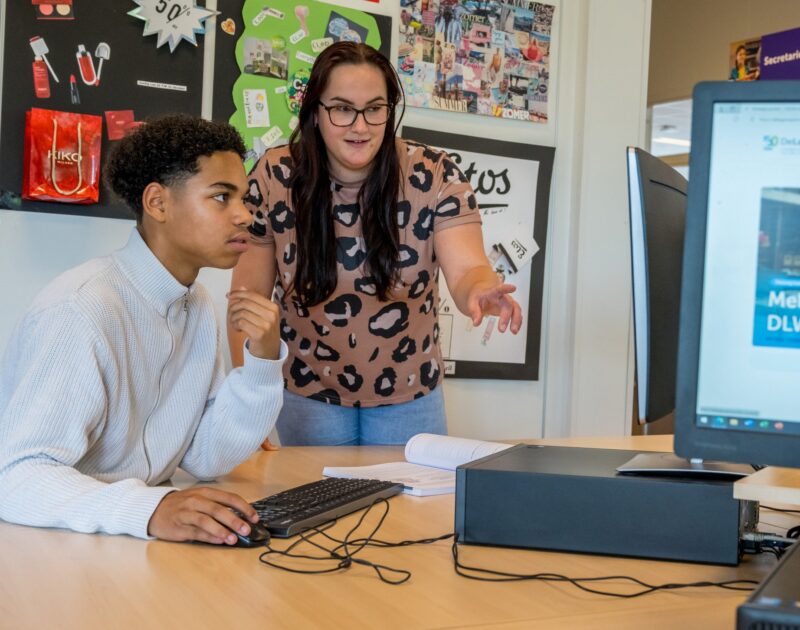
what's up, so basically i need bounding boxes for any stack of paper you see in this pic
[322,433,514,496]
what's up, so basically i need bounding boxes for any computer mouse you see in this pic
[233,521,271,548]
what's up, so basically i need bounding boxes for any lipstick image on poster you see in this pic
[76,45,97,85]
[69,74,80,104]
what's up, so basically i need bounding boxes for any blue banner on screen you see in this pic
[753,188,800,348]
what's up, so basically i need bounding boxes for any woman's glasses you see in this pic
[318,102,392,127]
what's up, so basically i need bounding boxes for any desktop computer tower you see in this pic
[737,540,800,630]
[455,445,757,565]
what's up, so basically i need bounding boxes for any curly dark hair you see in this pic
[105,114,246,220]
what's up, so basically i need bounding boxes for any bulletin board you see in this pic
[212,0,392,171]
[398,0,555,123]
[0,2,207,219]
[402,126,554,380]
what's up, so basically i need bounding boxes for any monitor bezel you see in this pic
[627,147,688,425]
[626,147,650,424]
[674,80,800,468]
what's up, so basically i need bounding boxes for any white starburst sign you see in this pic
[129,0,218,53]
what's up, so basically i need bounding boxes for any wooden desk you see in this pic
[0,436,794,630]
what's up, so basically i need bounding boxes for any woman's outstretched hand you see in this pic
[466,283,523,333]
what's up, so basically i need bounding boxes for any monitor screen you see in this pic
[675,80,800,468]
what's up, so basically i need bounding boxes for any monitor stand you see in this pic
[616,452,752,478]
[625,411,751,478]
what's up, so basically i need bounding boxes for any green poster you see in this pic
[230,0,383,169]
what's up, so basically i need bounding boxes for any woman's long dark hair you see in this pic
[288,42,405,307]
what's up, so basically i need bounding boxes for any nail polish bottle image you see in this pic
[76,44,96,85]
[32,56,50,98]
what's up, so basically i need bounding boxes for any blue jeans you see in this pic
[276,387,447,445]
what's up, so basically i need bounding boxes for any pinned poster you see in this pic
[728,37,761,81]
[399,1,556,124]
[219,0,391,169]
[1,2,205,219]
[243,89,269,128]
[128,0,218,53]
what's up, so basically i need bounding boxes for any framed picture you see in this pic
[402,126,554,380]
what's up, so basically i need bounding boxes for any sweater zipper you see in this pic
[142,293,186,482]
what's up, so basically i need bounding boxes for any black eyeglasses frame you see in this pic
[317,101,393,127]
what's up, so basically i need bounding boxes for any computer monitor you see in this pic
[674,80,800,629]
[626,147,688,429]
[674,80,800,470]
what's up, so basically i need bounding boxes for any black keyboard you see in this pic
[251,477,404,537]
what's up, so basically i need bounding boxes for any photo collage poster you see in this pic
[402,127,554,380]
[398,0,555,123]
[226,0,386,170]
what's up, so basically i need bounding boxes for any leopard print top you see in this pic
[245,139,481,407]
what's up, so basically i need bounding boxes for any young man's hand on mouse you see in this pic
[148,487,260,544]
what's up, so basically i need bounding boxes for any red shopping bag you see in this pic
[22,108,102,204]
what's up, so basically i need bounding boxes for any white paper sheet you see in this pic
[322,434,514,496]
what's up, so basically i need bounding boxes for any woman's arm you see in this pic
[227,242,278,368]
[434,222,522,333]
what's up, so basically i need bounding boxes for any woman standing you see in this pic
[229,42,521,446]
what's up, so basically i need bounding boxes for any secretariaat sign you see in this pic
[402,127,554,380]
[398,0,555,123]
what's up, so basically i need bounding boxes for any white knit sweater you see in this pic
[0,228,286,539]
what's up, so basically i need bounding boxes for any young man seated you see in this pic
[0,115,285,545]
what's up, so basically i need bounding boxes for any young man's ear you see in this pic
[141,182,169,224]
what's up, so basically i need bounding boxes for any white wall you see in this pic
[567,0,652,436]
[0,0,651,440]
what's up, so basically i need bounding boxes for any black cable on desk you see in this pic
[257,499,451,585]
[761,505,800,514]
[255,500,761,596]
[451,535,760,598]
